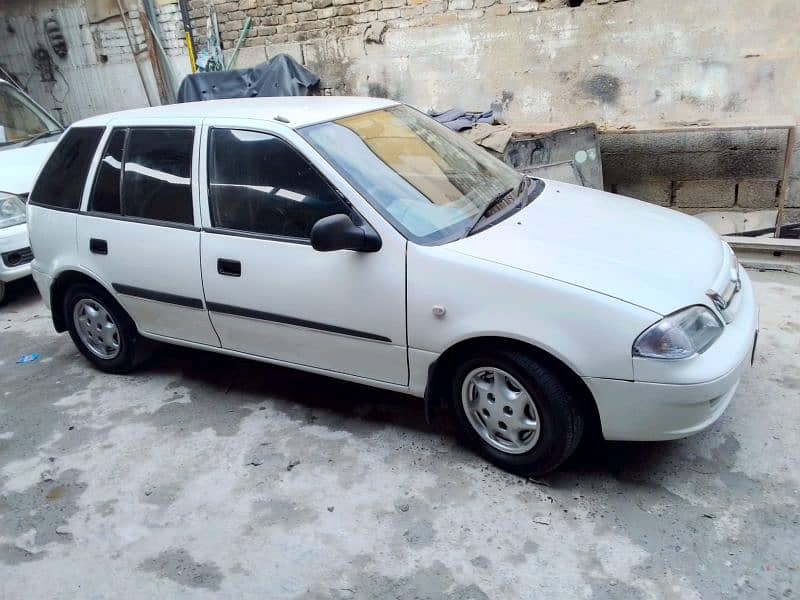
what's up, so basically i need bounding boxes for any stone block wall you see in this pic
[185,0,629,49]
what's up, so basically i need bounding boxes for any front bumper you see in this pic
[585,269,759,442]
[0,223,32,283]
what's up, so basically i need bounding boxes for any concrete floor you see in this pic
[0,270,798,599]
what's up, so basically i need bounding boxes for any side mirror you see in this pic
[310,214,382,252]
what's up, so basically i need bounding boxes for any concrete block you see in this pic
[457,7,483,18]
[222,43,266,68]
[266,41,304,63]
[423,1,445,12]
[783,208,800,224]
[675,180,736,208]
[448,0,473,9]
[790,138,800,179]
[737,180,778,209]
[615,180,672,207]
[510,1,539,12]
[485,3,509,15]
[787,178,800,208]
[600,130,787,182]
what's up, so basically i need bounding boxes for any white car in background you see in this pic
[0,77,63,304]
[27,98,758,475]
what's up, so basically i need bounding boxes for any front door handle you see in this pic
[90,238,108,255]
[217,258,241,277]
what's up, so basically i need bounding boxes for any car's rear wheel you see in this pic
[0,281,5,305]
[64,282,151,373]
[451,351,584,476]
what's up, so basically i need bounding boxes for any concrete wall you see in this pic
[2,0,799,216]
[0,0,190,124]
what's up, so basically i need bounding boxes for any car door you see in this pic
[198,123,407,385]
[76,123,219,347]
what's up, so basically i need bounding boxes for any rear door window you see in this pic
[29,126,104,210]
[123,128,194,225]
[88,126,195,226]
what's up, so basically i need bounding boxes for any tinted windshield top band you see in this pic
[112,284,204,309]
[206,301,392,343]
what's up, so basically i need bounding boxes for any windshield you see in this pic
[0,82,62,148]
[301,105,523,244]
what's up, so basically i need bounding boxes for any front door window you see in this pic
[207,128,350,240]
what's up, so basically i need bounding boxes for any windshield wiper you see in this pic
[465,184,519,237]
[21,130,61,147]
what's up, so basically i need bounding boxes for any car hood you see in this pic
[445,179,725,315]
[0,140,59,195]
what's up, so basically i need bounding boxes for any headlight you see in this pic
[633,305,723,359]
[0,192,26,229]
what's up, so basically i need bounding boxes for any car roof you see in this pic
[74,96,400,129]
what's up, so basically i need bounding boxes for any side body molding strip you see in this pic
[112,283,205,309]
[205,301,392,343]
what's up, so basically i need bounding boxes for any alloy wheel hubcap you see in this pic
[73,298,120,360]
[461,367,541,454]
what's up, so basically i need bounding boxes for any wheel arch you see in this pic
[50,268,119,332]
[424,336,601,437]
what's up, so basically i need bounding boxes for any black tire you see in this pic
[450,350,584,476]
[63,282,152,374]
[0,281,5,305]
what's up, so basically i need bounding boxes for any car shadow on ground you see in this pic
[145,341,686,484]
[1,276,40,311]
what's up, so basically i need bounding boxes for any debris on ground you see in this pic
[16,353,39,364]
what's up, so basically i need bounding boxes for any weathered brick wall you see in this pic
[186,0,628,49]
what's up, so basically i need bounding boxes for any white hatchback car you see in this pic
[28,97,758,474]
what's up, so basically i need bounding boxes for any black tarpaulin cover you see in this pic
[177,54,320,103]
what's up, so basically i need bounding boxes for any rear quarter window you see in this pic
[29,126,104,210]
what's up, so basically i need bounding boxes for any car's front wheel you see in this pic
[451,351,584,476]
[64,282,151,373]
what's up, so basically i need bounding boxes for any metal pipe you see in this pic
[114,0,153,106]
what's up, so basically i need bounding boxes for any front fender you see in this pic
[407,244,659,381]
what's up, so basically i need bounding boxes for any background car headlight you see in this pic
[633,305,723,359]
[0,192,26,229]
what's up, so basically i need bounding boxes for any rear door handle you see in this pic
[217,258,241,277]
[90,238,108,255]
